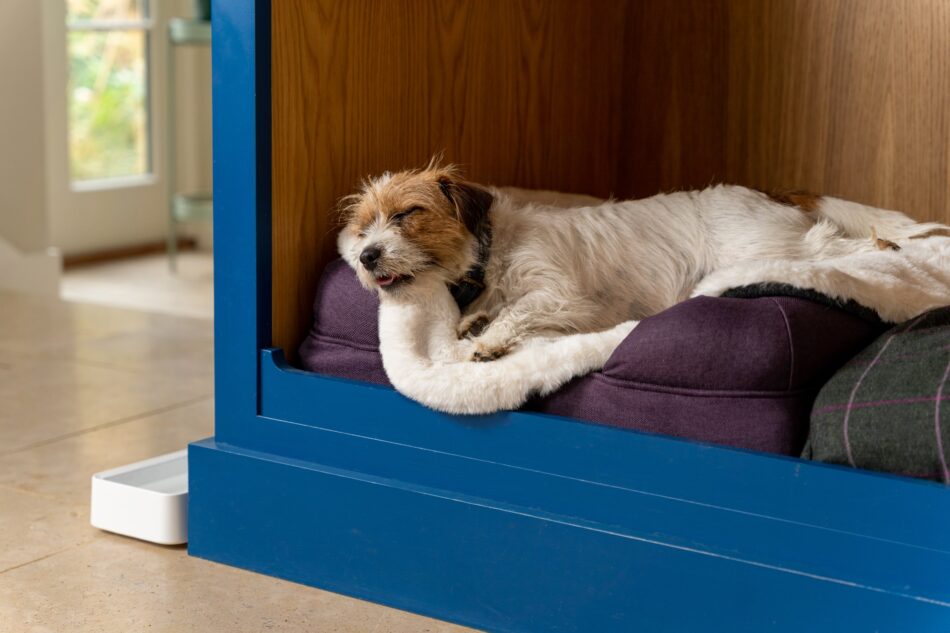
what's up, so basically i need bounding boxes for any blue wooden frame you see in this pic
[189,2,950,630]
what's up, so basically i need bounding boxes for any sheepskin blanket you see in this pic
[379,237,950,415]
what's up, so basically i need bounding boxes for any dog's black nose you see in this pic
[360,245,382,270]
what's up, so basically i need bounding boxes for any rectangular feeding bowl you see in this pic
[90,449,188,545]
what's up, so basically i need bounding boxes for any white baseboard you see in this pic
[0,237,61,297]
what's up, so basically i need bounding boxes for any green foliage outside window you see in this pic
[67,0,150,182]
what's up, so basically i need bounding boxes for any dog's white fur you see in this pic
[338,169,950,413]
[342,174,946,353]
[376,274,637,413]
[476,187,950,350]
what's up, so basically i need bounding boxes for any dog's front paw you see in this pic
[471,342,510,362]
[457,313,491,339]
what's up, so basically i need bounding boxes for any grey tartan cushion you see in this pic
[803,307,950,483]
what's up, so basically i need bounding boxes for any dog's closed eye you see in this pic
[391,206,423,223]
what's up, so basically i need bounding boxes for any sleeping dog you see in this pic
[338,161,948,361]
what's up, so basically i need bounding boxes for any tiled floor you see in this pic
[0,290,473,633]
[61,252,215,320]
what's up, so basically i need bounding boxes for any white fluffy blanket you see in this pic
[378,276,637,415]
[693,237,950,324]
[379,237,950,415]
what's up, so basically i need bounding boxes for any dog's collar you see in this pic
[449,267,486,311]
[449,217,492,311]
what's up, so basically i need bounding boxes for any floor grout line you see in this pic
[2,354,213,378]
[0,348,214,379]
[0,394,214,458]
[62,355,214,377]
[0,537,98,576]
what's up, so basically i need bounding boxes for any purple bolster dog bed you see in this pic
[299,258,883,455]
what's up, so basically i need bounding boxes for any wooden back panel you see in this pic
[722,0,950,220]
[272,0,950,357]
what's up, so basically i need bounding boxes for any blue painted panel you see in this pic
[204,422,950,605]
[258,350,950,554]
[190,439,950,633]
[211,0,271,439]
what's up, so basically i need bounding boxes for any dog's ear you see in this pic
[438,177,494,234]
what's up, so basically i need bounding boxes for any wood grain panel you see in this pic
[617,1,729,196]
[272,0,950,357]
[722,0,950,223]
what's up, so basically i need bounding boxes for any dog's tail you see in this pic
[814,197,950,241]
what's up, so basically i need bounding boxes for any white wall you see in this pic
[175,36,214,199]
[172,13,214,250]
[0,0,50,253]
[0,0,60,296]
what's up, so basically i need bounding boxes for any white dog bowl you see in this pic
[90,449,188,545]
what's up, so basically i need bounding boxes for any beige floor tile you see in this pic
[0,399,213,500]
[372,607,480,632]
[0,290,213,378]
[0,353,211,454]
[0,292,167,354]
[0,486,94,574]
[0,536,475,633]
[61,252,214,320]
[41,327,213,380]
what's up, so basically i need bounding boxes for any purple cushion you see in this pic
[299,259,883,455]
[298,259,389,385]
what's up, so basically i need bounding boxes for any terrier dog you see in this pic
[338,162,947,361]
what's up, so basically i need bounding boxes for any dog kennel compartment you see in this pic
[189,1,950,631]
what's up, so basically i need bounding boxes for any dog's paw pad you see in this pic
[471,343,509,362]
[458,314,491,339]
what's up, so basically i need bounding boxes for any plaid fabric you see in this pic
[804,307,950,483]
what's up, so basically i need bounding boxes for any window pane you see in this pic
[68,30,149,182]
[67,0,146,23]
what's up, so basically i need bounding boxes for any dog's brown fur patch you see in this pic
[759,189,823,213]
[458,313,491,339]
[909,227,950,240]
[339,161,494,279]
[874,237,901,251]
[472,341,510,362]
[869,227,901,251]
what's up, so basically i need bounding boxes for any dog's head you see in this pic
[337,163,494,295]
